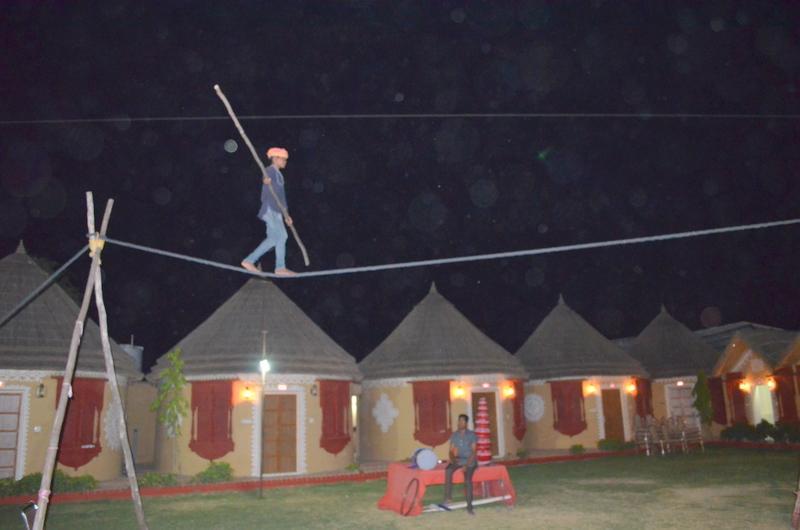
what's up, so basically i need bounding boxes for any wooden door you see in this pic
[471,392,499,456]
[262,394,297,474]
[601,389,625,442]
[0,393,21,479]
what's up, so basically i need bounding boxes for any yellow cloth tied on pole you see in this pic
[88,234,105,262]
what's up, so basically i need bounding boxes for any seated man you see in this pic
[444,413,478,515]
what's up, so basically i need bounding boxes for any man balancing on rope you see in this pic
[241,147,296,276]
[443,414,478,515]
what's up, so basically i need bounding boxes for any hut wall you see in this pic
[125,381,157,466]
[523,382,601,450]
[2,377,127,481]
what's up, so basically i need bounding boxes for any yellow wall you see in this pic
[126,381,157,466]
[523,383,602,450]
[359,382,525,463]
[4,377,128,481]
[158,380,356,478]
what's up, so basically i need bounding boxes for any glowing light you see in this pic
[503,385,516,399]
[676,380,685,387]
[625,382,638,395]
[766,378,776,391]
[481,383,490,389]
[584,383,598,396]
[277,384,287,391]
[452,385,466,399]
[241,387,254,401]
[738,380,752,393]
[610,383,616,389]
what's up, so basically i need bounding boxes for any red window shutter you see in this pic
[774,367,798,423]
[708,377,727,425]
[319,380,351,455]
[634,378,653,418]
[189,380,234,460]
[412,381,451,447]
[512,380,526,441]
[54,377,104,469]
[725,372,747,424]
[549,380,587,436]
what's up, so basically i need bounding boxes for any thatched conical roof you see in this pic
[359,283,527,380]
[625,306,720,378]
[152,279,359,380]
[516,295,646,379]
[0,242,139,377]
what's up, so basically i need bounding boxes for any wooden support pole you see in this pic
[33,192,112,530]
[92,231,148,529]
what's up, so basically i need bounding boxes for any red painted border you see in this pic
[0,450,635,506]
[706,440,800,450]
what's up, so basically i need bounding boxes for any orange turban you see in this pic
[266,147,289,159]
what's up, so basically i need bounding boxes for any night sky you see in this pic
[1,2,799,372]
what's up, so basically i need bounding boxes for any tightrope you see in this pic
[102,218,800,279]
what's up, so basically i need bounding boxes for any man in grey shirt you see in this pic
[444,414,478,515]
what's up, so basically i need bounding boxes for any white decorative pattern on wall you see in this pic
[524,394,545,423]
[372,393,399,434]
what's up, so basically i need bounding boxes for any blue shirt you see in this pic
[450,429,477,465]
[258,165,288,218]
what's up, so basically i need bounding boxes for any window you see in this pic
[774,367,798,422]
[634,378,653,418]
[189,380,234,460]
[708,377,727,425]
[725,372,747,424]
[412,381,451,447]
[319,380,351,455]
[549,380,586,436]
[55,377,104,469]
[666,384,700,428]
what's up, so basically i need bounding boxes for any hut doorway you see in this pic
[752,384,775,425]
[0,392,21,479]
[601,389,625,441]
[470,392,499,457]
[262,394,297,474]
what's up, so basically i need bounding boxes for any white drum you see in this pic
[411,448,438,470]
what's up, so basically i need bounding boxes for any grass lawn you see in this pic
[2,449,796,529]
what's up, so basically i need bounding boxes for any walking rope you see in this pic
[100,217,800,279]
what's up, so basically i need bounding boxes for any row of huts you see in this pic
[1,243,798,481]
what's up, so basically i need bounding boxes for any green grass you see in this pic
[2,449,796,529]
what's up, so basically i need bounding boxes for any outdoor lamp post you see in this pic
[259,330,271,499]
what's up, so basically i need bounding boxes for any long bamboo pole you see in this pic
[33,192,112,530]
[213,84,310,267]
[92,247,148,529]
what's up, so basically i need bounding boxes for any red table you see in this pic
[378,462,516,516]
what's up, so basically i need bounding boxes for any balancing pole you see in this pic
[213,84,310,267]
[33,193,113,530]
[92,232,148,529]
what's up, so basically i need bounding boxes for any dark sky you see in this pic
[1,2,799,372]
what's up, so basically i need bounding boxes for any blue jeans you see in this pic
[244,209,287,270]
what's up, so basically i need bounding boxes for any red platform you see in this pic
[378,462,516,516]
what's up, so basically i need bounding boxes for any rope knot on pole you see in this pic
[88,232,105,261]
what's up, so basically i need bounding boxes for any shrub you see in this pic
[516,449,528,459]
[0,470,97,498]
[138,472,178,488]
[597,439,627,452]
[569,444,585,455]
[345,463,361,473]
[773,421,800,443]
[192,461,233,484]
[721,422,761,441]
[754,420,775,441]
